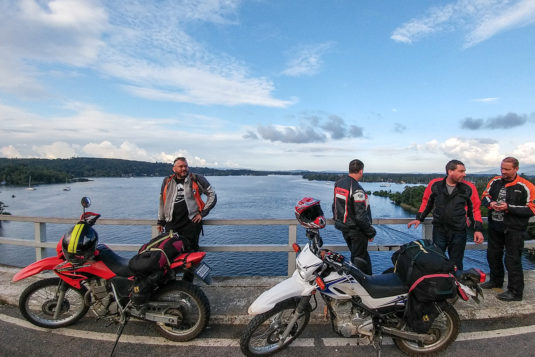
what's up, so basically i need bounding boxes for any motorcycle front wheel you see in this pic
[152,280,210,342]
[393,303,460,356]
[240,298,311,357]
[19,277,88,328]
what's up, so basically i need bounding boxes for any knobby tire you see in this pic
[19,277,88,328]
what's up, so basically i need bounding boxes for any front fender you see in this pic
[248,273,315,315]
[12,256,64,282]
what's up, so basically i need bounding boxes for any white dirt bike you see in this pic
[240,197,484,357]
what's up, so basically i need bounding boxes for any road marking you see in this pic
[457,324,535,341]
[0,313,315,347]
[1,313,535,347]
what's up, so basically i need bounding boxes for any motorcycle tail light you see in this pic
[315,276,326,290]
[474,268,486,283]
[292,243,301,253]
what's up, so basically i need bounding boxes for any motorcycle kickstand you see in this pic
[372,332,383,357]
[110,314,129,357]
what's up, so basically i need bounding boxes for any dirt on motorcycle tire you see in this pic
[152,280,210,342]
[19,277,89,329]
[240,297,311,357]
[393,303,460,356]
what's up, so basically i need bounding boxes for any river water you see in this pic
[0,176,532,276]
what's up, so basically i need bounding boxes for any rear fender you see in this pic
[12,256,64,282]
[170,252,206,269]
[248,273,315,315]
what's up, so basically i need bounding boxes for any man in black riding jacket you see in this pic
[332,159,376,275]
[407,160,484,270]
[480,157,535,301]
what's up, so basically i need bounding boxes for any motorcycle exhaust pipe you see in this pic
[381,326,435,344]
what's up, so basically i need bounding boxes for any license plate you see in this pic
[194,262,212,284]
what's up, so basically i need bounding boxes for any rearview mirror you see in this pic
[81,197,91,208]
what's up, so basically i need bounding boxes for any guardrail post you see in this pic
[288,224,297,276]
[421,220,433,240]
[151,225,160,238]
[34,222,46,260]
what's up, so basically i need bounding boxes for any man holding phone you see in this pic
[481,157,535,301]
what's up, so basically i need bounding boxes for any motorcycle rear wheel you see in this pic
[393,303,460,356]
[152,280,210,342]
[19,277,88,328]
[240,298,311,357]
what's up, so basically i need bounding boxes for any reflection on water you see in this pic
[1,176,533,275]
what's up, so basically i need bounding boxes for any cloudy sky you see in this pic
[1,0,534,173]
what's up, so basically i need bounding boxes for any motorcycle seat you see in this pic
[95,244,133,277]
[360,273,409,299]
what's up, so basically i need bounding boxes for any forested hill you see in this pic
[0,158,310,185]
[2,157,534,188]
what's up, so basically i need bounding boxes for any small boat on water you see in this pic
[63,178,71,191]
[26,176,36,191]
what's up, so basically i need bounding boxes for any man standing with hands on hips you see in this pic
[157,157,217,252]
[481,157,535,301]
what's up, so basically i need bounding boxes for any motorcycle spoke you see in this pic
[241,301,310,356]
[19,278,88,328]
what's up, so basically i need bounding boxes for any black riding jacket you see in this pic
[415,177,483,232]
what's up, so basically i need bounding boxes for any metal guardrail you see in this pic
[1,215,534,275]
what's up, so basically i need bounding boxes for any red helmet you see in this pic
[295,197,326,229]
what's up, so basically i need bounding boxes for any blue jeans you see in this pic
[432,227,467,270]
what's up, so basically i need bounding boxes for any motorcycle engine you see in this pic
[87,279,118,316]
[330,300,373,337]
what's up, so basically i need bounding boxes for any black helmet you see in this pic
[295,197,326,229]
[62,222,98,263]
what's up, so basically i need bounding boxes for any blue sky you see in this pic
[1,0,534,173]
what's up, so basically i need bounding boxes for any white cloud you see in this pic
[512,142,535,165]
[0,0,292,107]
[409,137,502,168]
[391,0,535,47]
[0,145,22,158]
[282,42,333,77]
[32,141,78,159]
[0,0,108,65]
[82,141,152,161]
[465,0,535,47]
[472,97,498,103]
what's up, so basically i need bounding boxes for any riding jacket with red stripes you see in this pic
[482,174,535,231]
[158,173,217,224]
[332,175,375,236]
[415,177,483,232]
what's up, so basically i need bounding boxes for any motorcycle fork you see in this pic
[278,296,311,343]
[52,280,68,320]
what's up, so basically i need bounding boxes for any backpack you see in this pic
[392,239,455,284]
[128,232,184,305]
[128,231,184,277]
[392,239,457,302]
[392,239,458,333]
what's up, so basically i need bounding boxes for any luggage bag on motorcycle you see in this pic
[128,231,184,276]
[392,239,456,301]
[128,232,184,304]
[392,240,458,333]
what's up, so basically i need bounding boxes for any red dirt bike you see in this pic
[12,197,211,351]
